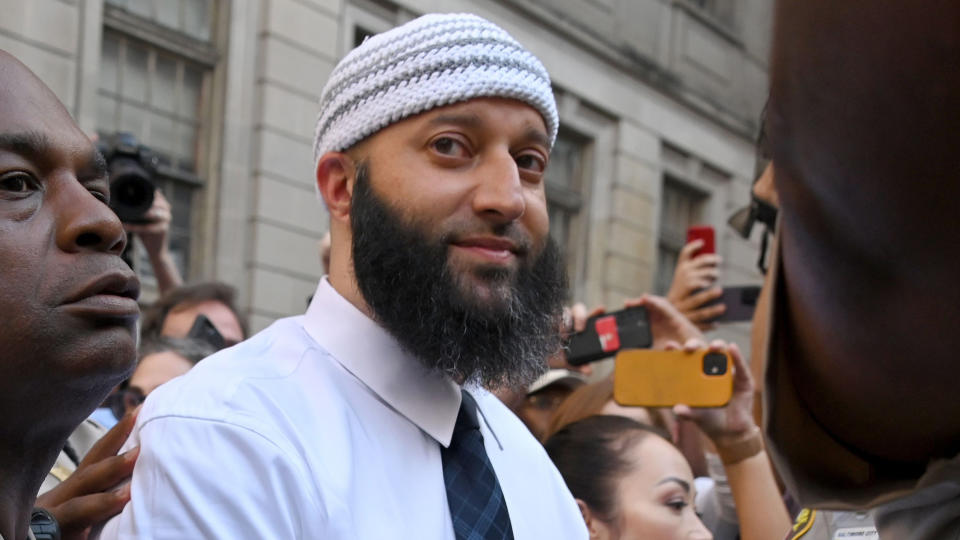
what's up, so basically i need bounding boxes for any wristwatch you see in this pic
[30,508,60,540]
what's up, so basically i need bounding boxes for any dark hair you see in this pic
[140,281,246,339]
[543,376,670,441]
[138,336,217,366]
[544,415,671,525]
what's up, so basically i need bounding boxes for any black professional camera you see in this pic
[97,132,159,223]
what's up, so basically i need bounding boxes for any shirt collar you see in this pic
[302,278,461,447]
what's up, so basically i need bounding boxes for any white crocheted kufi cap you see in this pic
[313,12,559,161]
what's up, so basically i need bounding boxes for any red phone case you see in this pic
[686,225,715,256]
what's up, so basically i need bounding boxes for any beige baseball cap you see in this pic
[527,369,587,395]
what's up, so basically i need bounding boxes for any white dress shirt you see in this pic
[100,279,587,539]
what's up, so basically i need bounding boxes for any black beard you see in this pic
[350,164,568,390]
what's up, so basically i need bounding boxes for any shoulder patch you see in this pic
[790,509,817,539]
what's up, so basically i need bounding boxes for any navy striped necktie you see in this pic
[441,390,514,540]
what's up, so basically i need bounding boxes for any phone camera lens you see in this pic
[703,352,728,376]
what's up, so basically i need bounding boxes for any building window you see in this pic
[655,177,708,294]
[680,0,736,30]
[546,129,589,296]
[98,32,204,175]
[343,0,408,55]
[97,1,218,286]
[546,131,585,257]
[353,26,377,48]
[104,0,213,41]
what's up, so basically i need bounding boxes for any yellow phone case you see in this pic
[613,349,734,408]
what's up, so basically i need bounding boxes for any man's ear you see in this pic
[316,152,356,222]
[576,499,606,539]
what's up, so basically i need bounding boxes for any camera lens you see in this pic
[702,352,728,376]
[108,156,155,223]
[113,174,151,205]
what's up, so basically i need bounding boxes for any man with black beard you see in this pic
[102,13,586,539]
[350,163,566,391]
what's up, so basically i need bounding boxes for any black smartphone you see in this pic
[566,306,652,366]
[713,285,761,323]
[187,314,226,351]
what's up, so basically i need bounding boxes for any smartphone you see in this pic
[566,306,652,366]
[686,225,716,256]
[187,314,226,351]
[613,349,733,407]
[712,285,762,323]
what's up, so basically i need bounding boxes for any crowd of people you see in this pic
[1,1,958,539]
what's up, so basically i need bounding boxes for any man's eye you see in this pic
[515,153,546,174]
[430,136,469,158]
[0,173,36,193]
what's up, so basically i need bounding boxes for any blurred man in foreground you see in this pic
[764,1,960,537]
[0,49,139,540]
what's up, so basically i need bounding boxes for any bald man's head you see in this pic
[0,50,78,134]
[0,46,138,453]
[0,47,140,540]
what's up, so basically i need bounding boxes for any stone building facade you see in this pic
[0,0,771,351]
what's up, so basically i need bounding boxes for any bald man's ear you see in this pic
[316,152,356,222]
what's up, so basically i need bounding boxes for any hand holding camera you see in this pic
[98,132,183,292]
[98,132,169,256]
[97,132,159,225]
[121,190,171,257]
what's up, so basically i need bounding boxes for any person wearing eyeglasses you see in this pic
[109,338,217,419]
[40,338,215,499]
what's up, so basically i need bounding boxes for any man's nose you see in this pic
[471,152,526,225]
[55,177,127,255]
